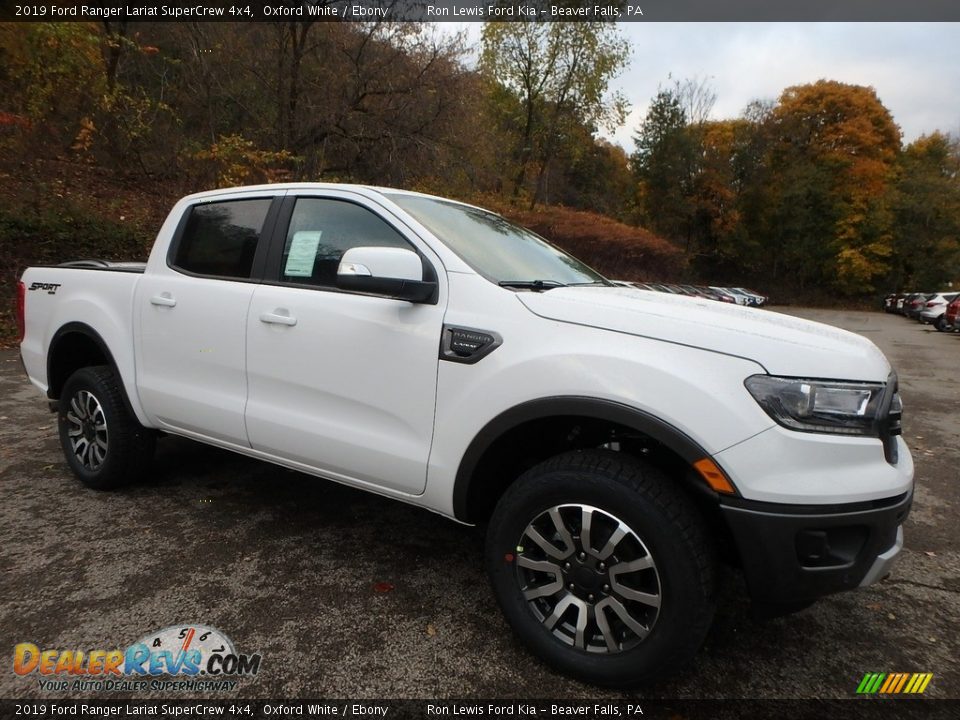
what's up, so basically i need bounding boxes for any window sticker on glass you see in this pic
[285,231,322,277]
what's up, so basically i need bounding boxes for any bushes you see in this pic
[502,205,685,281]
[0,203,150,344]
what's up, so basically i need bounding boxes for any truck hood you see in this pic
[517,287,890,381]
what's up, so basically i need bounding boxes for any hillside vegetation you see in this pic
[2,20,958,342]
[0,159,681,343]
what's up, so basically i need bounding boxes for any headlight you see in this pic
[744,375,886,436]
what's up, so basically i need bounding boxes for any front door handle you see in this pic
[259,310,297,327]
[150,293,177,308]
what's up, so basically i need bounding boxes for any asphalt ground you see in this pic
[0,308,957,703]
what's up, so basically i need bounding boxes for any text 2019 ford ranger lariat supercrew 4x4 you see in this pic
[18,184,913,686]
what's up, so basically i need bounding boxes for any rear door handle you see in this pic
[259,310,297,327]
[150,293,177,308]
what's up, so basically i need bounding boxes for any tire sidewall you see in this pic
[487,464,712,685]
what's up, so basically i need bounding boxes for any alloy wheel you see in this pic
[65,390,109,471]
[514,504,661,653]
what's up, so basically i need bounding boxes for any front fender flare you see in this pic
[452,396,719,522]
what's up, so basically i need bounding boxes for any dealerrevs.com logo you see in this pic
[13,625,261,692]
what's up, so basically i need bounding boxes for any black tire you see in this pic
[486,449,715,687]
[935,315,947,332]
[57,365,156,490]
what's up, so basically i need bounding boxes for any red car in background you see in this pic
[945,294,960,331]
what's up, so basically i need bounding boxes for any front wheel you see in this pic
[486,450,715,687]
[58,365,156,490]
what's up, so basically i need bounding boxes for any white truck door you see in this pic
[135,194,278,446]
[244,193,445,494]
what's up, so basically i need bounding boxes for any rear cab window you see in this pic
[170,198,273,279]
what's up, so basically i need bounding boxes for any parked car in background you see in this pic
[613,282,756,307]
[676,284,707,297]
[920,292,959,331]
[944,295,960,331]
[647,282,682,294]
[696,287,737,303]
[732,288,768,307]
[897,293,917,316]
[711,287,763,307]
[883,294,902,313]
[711,287,749,305]
[905,293,934,319]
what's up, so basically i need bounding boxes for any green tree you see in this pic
[481,19,629,207]
[892,132,960,290]
[631,87,697,249]
[562,136,635,219]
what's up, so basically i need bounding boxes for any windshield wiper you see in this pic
[498,280,567,291]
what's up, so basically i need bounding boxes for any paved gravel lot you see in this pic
[1,308,957,701]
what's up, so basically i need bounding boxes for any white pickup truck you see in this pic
[18,184,913,686]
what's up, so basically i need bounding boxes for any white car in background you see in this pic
[732,287,768,307]
[710,286,749,305]
[711,287,763,307]
[919,292,958,331]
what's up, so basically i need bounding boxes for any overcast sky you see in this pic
[450,22,960,149]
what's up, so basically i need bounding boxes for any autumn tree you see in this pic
[0,23,104,147]
[481,19,629,207]
[762,80,902,292]
[687,119,753,270]
[111,22,484,187]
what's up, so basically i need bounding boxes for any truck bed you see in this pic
[20,262,144,396]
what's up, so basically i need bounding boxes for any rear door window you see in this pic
[171,199,272,279]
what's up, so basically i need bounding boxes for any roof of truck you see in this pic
[181,183,492,214]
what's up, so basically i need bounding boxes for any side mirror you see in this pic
[337,247,437,303]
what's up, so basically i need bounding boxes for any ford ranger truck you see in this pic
[17,184,913,686]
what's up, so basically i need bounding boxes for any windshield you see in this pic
[386,194,608,287]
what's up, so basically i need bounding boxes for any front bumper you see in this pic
[720,491,912,604]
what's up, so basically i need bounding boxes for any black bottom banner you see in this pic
[2,699,958,720]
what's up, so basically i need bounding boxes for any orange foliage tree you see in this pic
[764,80,901,293]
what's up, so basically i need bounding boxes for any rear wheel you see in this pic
[935,315,947,332]
[486,450,715,687]
[58,365,155,490]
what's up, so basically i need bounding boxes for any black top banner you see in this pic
[2,699,959,720]
[2,0,960,22]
